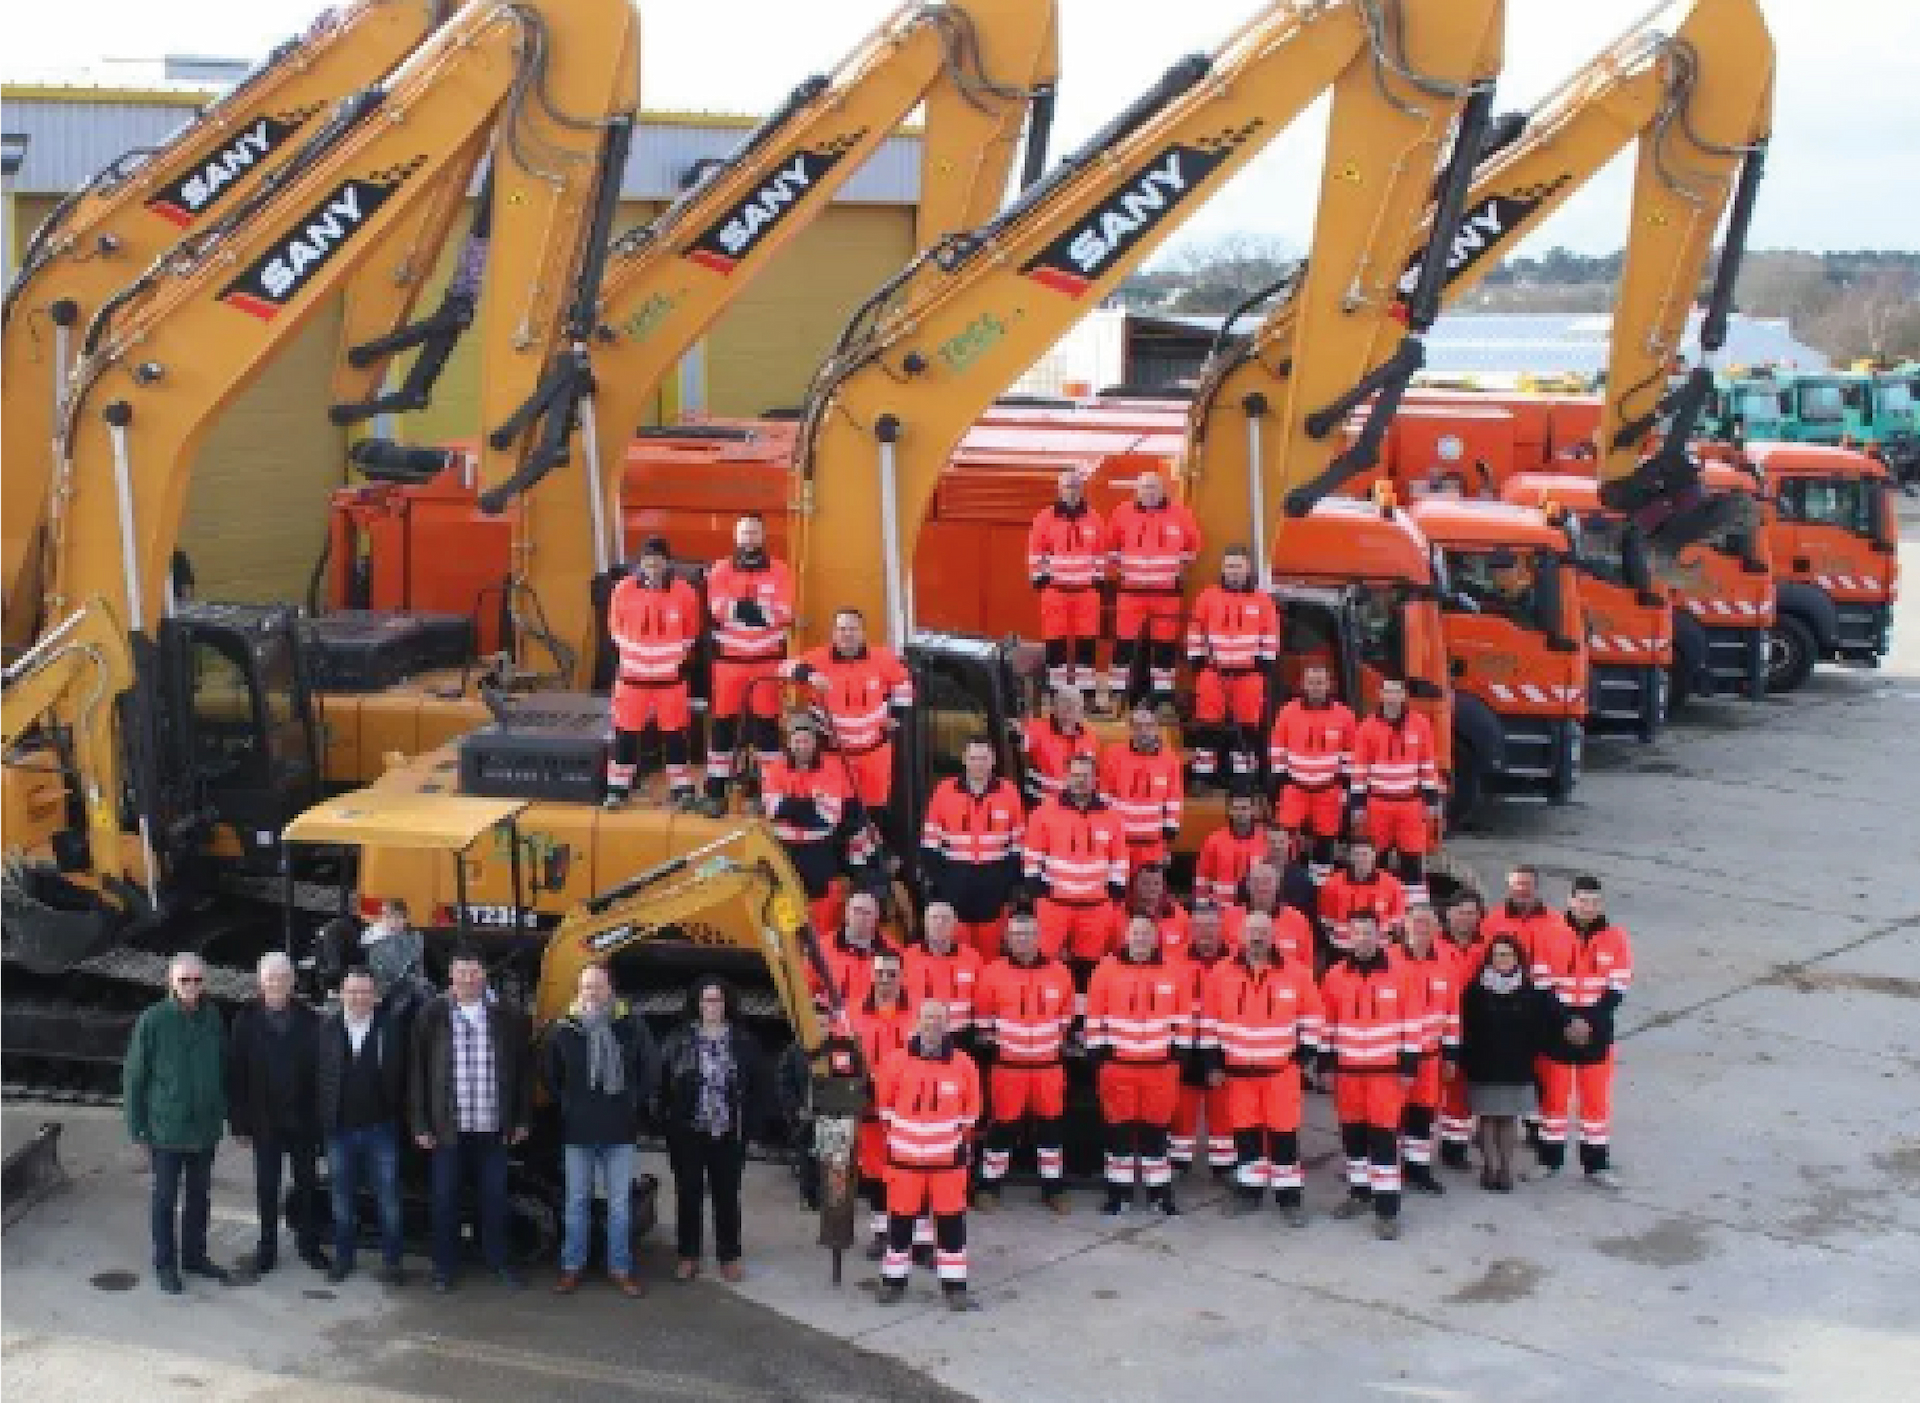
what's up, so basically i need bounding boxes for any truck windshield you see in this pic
[1774,476,1879,537]
[1736,388,1786,426]
[1443,547,1552,632]
[1874,379,1915,421]
[1575,512,1629,585]
[1795,381,1846,423]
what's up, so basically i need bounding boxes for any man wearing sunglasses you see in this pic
[124,953,232,1294]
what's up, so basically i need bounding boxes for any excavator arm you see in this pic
[786,0,1504,650]
[2,0,452,651]
[1185,0,1774,570]
[30,0,641,900]
[459,0,1060,683]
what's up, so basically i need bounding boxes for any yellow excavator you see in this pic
[282,796,869,1273]
[2,0,455,652]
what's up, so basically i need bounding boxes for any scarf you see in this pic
[579,1008,625,1096]
[1480,966,1524,995]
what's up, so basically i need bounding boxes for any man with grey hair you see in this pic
[124,953,230,1294]
[228,949,326,1275]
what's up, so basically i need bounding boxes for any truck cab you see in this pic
[1407,498,1587,807]
[1742,442,1900,691]
[1503,473,1672,743]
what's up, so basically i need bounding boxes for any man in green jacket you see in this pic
[124,953,231,1294]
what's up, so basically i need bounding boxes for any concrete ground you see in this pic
[7,507,1919,1401]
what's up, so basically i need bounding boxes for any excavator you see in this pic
[1,0,644,1078]
[1182,0,1772,807]
[2,0,455,652]
[325,0,1506,926]
[277,795,868,1271]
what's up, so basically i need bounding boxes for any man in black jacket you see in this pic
[315,968,409,1285]
[228,952,326,1275]
[411,949,534,1292]
[544,962,659,1297]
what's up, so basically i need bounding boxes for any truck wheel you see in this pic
[1765,615,1817,694]
[1446,749,1486,829]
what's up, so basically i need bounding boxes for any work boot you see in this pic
[1100,1188,1131,1218]
[1440,1141,1471,1172]
[876,1278,907,1306]
[249,1246,277,1277]
[1222,1187,1261,1218]
[155,1267,184,1295]
[864,1235,887,1262]
[552,1270,582,1295]
[1406,1165,1447,1196]
[1373,1215,1403,1241]
[1330,1194,1372,1221]
[299,1247,332,1273]
[611,1271,647,1298]
[1148,1187,1180,1218]
[327,1260,353,1285]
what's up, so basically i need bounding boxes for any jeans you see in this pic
[149,1146,214,1271]
[326,1123,404,1269]
[252,1133,320,1259]
[667,1126,745,1263]
[561,1142,636,1275]
[430,1131,510,1278]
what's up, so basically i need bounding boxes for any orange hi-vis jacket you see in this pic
[1023,716,1099,800]
[1168,943,1235,1056]
[1481,902,1574,966]
[1351,710,1442,802]
[902,942,983,1030]
[877,1039,980,1169]
[760,756,871,859]
[1085,952,1186,1064]
[1023,794,1129,904]
[1027,501,1108,590]
[785,645,913,753]
[1269,698,1357,790]
[816,930,896,1013]
[1185,585,1279,672]
[1318,867,1408,951]
[608,574,700,685]
[1125,897,1192,956]
[1396,942,1461,1057]
[973,956,1075,1066]
[1107,499,1201,594]
[1221,902,1311,963]
[1098,740,1184,847]
[853,997,916,1087]
[1195,821,1271,905]
[919,776,1025,922]
[1200,954,1325,1072]
[1530,915,1634,1011]
[1320,949,1420,1073]
[706,553,794,661]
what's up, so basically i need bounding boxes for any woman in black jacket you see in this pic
[1458,936,1547,1192]
[654,976,770,1283]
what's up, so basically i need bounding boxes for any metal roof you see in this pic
[0,89,921,204]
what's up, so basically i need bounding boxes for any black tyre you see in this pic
[1765,614,1817,694]
[1446,748,1487,828]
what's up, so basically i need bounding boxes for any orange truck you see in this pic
[1406,497,1587,808]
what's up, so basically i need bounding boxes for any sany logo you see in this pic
[684,143,854,274]
[1022,142,1233,297]
[217,167,413,320]
[145,112,311,228]
[1393,177,1568,304]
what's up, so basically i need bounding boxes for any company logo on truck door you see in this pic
[1021,137,1242,297]
[216,163,419,320]
[1393,175,1572,304]
[144,109,319,227]
[682,135,864,275]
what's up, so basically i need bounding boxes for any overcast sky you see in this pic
[6,0,1916,256]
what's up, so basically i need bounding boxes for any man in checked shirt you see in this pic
[411,948,534,1293]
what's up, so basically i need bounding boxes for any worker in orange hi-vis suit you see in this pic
[761,717,875,944]
[1437,889,1489,1169]
[1021,684,1099,805]
[1195,791,1273,907]
[1320,911,1422,1240]
[874,1000,982,1312]
[1186,545,1279,789]
[784,607,913,823]
[813,889,895,1020]
[1098,705,1185,872]
[1200,910,1324,1224]
[919,738,1025,960]
[1222,860,1313,965]
[1105,470,1200,712]
[851,953,916,1264]
[1027,469,1109,707]
[1480,863,1574,968]
[1167,904,1238,1177]
[1531,875,1634,1190]
[1023,753,1129,1000]
[1086,916,1188,1218]
[703,514,794,812]
[1268,663,1357,885]
[1348,678,1444,889]
[1395,904,1461,1197]
[970,915,1074,1213]
[1318,836,1408,959]
[605,536,701,810]
[902,902,984,1038]
[1121,863,1191,956]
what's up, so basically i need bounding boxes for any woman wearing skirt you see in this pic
[1459,935,1547,1191]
